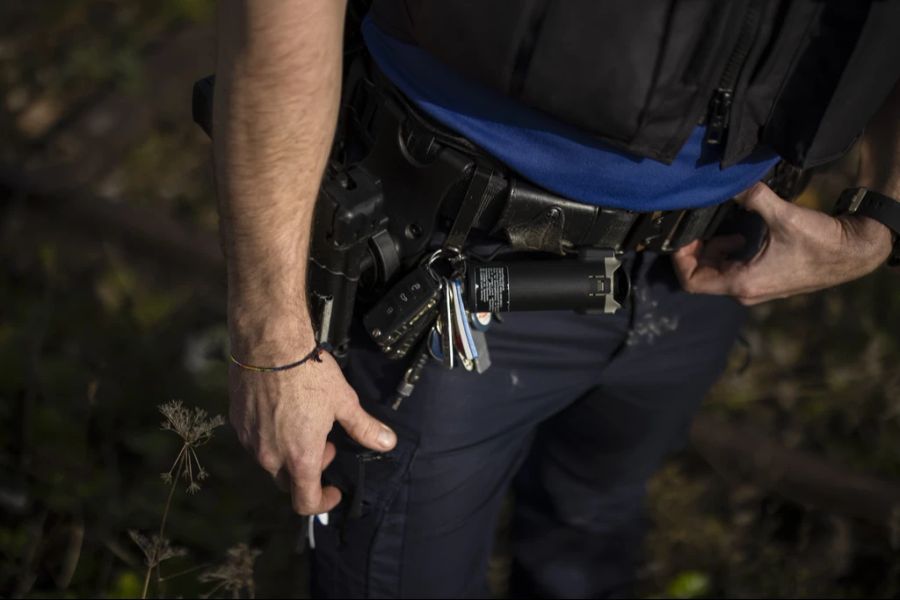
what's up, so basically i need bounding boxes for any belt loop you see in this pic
[444,167,502,251]
[585,208,638,251]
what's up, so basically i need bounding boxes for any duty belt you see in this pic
[343,59,803,259]
[189,61,804,361]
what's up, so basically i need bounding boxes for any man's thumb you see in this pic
[337,401,397,452]
[734,182,783,223]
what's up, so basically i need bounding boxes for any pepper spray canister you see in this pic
[464,249,630,314]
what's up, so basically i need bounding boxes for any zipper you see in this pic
[349,450,387,519]
[705,0,764,145]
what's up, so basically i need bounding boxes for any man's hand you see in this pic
[675,77,900,304]
[672,182,893,305]
[229,350,396,515]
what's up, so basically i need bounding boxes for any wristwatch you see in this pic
[833,187,900,267]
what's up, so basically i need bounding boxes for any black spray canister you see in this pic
[464,250,630,314]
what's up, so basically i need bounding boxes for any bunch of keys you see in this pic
[429,273,491,374]
[363,248,492,409]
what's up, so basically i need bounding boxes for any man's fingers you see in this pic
[289,477,342,516]
[683,265,744,295]
[336,400,397,452]
[674,239,702,258]
[258,442,336,502]
[320,486,343,513]
[277,444,341,515]
[286,449,332,515]
[672,240,702,285]
[292,483,340,516]
[673,238,750,296]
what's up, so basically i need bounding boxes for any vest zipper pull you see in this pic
[704,0,762,147]
[706,88,733,145]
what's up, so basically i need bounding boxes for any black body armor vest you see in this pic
[371,0,900,168]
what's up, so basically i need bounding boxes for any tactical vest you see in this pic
[371,0,900,169]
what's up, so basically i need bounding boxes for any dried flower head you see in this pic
[128,529,188,568]
[159,400,225,446]
[159,400,225,493]
[199,543,262,599]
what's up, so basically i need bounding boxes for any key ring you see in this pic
[424,246,467,280]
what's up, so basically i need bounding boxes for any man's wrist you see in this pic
[837,214,894,273]
[834,187,900,267]
[228,301,317,364]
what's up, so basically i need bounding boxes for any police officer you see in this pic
[214,1,900,597]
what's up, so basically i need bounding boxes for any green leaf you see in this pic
[110,570,143,599]
[666,570,711,599]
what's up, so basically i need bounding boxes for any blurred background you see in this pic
[1,1,899,598]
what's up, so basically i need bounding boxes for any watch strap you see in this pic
[834,187,900,267]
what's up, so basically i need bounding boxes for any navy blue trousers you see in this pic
[312,251,746,598]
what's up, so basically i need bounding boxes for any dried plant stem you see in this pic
[158,475,178,549]
[142,458,180,600]
[159,561,213,583]
[131,402,223,598]
[201,580,228,599]
[140,539,154,597]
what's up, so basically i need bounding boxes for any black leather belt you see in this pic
[440,171,735,254]
[344,58,799,257]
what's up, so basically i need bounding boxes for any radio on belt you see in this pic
[464,249,630,314]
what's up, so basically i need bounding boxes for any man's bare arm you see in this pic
[215,0,341,354]
[215,0,396,516]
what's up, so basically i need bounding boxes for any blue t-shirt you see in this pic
[362,18,780,211]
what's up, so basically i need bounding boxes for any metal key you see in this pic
[391,337,432,410]
[451,278,478,362]
[445,277,474,370]
[428,324,444,361]
[440,276,455,369]
[386,300,439,360]
[470,329,492,374]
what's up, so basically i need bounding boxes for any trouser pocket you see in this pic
[312,428,418,599]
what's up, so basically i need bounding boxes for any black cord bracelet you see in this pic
[229,341,333,373]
